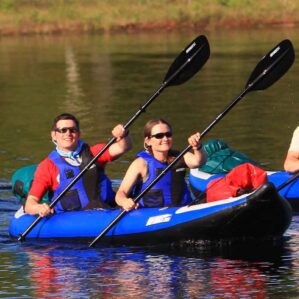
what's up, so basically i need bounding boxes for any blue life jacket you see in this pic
[48,144,115,213]
[132,150,192,207]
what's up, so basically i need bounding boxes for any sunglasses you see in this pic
[150,131,172,139]
[55,127,79,134]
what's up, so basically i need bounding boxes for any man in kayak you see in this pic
[115,118,206,211]
[284,126,299,172]
[24,113,132,217]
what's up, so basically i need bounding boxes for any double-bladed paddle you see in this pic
[89,39,295,247]
[18,35,210,242]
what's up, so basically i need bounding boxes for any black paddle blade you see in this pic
[246,39,295,91]
[164,35,210,86]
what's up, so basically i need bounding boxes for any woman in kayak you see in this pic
[115,118,206,211]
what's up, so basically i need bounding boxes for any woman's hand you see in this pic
[121,198,138,212]
[188,132,201,151]
[184,132,206,168]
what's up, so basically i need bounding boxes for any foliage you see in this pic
[0,0,298,34]
[0,0,15,10]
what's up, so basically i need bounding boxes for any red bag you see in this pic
[206,163,267,202]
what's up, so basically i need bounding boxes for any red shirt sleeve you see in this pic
[29,158,59,199]
[90,143,114,167]
[29,144,112,199]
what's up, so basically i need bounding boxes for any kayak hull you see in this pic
[9,183,292,246]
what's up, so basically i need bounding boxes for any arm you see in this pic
[108,124,133,159]
[25,195,53,217]
[115,157,147,211]
[284,150,299,173]
[24,159,55,216]
[183,132,206,169]
[284,127,299,172]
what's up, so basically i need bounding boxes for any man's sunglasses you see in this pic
[55,127,79,134]
[150,131,172,139]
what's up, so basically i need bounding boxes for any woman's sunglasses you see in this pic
[150,131,172,139]
[55,127,79,134]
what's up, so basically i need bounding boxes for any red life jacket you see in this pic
[206,163,267,202]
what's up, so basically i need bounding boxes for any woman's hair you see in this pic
[143,118,172,151]
[51,113,80,131]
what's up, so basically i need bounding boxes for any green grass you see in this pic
[0,0,298,35]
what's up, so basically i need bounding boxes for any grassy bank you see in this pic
[0,0,298,35]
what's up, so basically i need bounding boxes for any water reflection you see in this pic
[28,251,64,298]
[65,46,85,105]
[1,238,292,298]
[208,260,265,298]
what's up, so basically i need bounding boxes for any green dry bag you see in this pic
[199,139,258,174]
[11,164,51,204]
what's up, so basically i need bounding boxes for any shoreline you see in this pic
[1,18,299,37]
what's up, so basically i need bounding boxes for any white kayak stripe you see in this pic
[176,191,254,214]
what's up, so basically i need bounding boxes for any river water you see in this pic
[1,29,299,298]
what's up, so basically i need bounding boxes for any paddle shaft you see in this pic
[18,44,206,242]
[88,88,250,247]
[89,42,293,247]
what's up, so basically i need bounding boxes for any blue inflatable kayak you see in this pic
[190,168,299,212]
[9,182,292,245]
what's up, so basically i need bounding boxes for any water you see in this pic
[1,29,299,297]
[2,194,299,298]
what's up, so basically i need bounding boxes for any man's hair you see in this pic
[51,113,80,131]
